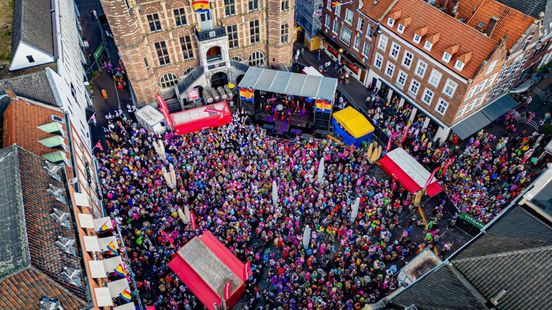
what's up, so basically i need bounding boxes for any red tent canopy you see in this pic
[171,101,232,134]
[168,231,249,310]
[379,148,443,197]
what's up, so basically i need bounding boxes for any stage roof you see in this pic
[238,67,338,102]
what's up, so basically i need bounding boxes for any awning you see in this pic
[379,148,443,197]
[78,213,94,229]
[89,260,107,278]
[452,95,517,139]
[37,122,64,133]
[238,67,338,101]
[78,214,113,231]
[510,79,533,94]
[332,107,375,138]
[83,236,101,252]
[107,278,130,298]
[42,150,66,163]
[482,94,518,121]
[94,287,113,307]
[39,135,65,148]
[74,192,90,208]
[113,302,136,310]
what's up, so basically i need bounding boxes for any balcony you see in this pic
[195,26,226,42]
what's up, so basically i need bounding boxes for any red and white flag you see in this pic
[223,281,232,300]
[190,210,197,230]
[425,166,440,189]
[386,132,399,152]
[400,125,409,143]
[441,157,454,176]
[244,261,251,280]
[93,141,103,151]
[160,230,175,248]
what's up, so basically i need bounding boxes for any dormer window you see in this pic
[413,34,421,43]
[388,18,395,27]
[398,24,405,33]
[455,60,465,71]
[442,52,451,63]
[424,41,432,51]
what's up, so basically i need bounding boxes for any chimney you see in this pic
[486,16,499,36]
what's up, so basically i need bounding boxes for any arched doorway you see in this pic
[206,46,222,62]
[211,71,228,88]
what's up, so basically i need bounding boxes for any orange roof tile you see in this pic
[445,44,461,55]
[363,0,500,78]
[457,0,535,49]
[400,16,412,27]
[389,10,402,20]
[415,26,429,36]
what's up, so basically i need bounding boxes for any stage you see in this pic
[241,101,314,137]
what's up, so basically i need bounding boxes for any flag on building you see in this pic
[239,88,254,101]
[93,140,103,151]
[119,289,132,302]
[114,264,127,277]
[192,0,210,13]
[97,223,110,232]
[106,240,118,255]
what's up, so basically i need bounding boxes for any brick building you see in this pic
[100,0,295,105]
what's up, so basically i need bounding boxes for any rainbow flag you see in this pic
[192,0,209,12]
[315,99,332,112]
[114,264,127,277]
[97,223,110,232]
[239,88,254,102]
[119,289,132,302]
[106,240,118,255]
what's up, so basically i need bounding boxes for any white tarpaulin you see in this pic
[89,260,107,278]
[78,213,94,229]
[83,236,100,252]
[74,192,90,208]
[94,287,113,307]
[386,148,435,188]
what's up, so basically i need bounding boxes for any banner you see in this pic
[315,99,332,113]
[239,88,254,102]
[192,0,209,12]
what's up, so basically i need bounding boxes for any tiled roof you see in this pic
[363,0,500,79]
[0,71,58,107]
[0,145,87,305]
[389,263,489,309]
[11,0,55,56]
[0,267,86,309]
[2,98,66,155]
[458,0,535,49]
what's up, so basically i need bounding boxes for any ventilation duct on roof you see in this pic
[47,184,66,204]
[43,161,62,182]
[50,208,71,228]
[55,236,77,256]
[61,266,83,287]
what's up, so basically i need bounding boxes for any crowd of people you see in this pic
[365,89,545,224]
[96,112,455,309]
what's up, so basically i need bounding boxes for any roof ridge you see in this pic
[454,245,552,263]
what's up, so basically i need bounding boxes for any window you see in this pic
[454,60,464,71]
[26,55,35,63]
[345,9,353,24]
[378,35,388,50]
[402,51,413,68]
[224,0,236,16]
[174,8,187,27]
[424,41,432,51]
[248,0,259,11]
[147,14,162,32]
[250,20,260,44]
[325,15,331,28]
[155,41,170,65]
[443,79,457,97]
[160,73,178,89]
[280,24,289,44]
[334,4,341,16]
[466,100,476,112]
[486,60,497,75]
[281,0,289,11]
[366,24,373,37]
[362,42,370,57]
[340,26,352,45]
[332,19,339,33]
[390,42,400,60]
[415,60,428,78]
[422,88,434,105]
[387,17,395,27]
[227,25,239,49]
[374,53,383,69]
[179,36,194,60]
[474,82,483,95]
[485,74,497,88]
[397,24,405,33]
[385,62,395,78]
[397,71,407,87]
[413,34,421,43]
[144,57,150,70]
[436,98,448,115]
[466,87,475,99]
[442,52,451,63]
[428,70,442,87]
[457,106,466,117]
[409,79,420,96]
[249,51,265,66]
[326,0,331,10]
[357,18,365,32]
[353,34,361,50]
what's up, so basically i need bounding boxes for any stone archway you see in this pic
[206,46,222,62]
[211,71,228,88]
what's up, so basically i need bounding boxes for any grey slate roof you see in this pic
[496,0,548,18]
[0,146,29,280]
[389,264,489,310]
[0,70,58,107]
[387,206,552,309]
[11,0,54,56]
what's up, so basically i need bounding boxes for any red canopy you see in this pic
[171,101,232,134]
[168,231,249,310]
[379,148,443,197]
